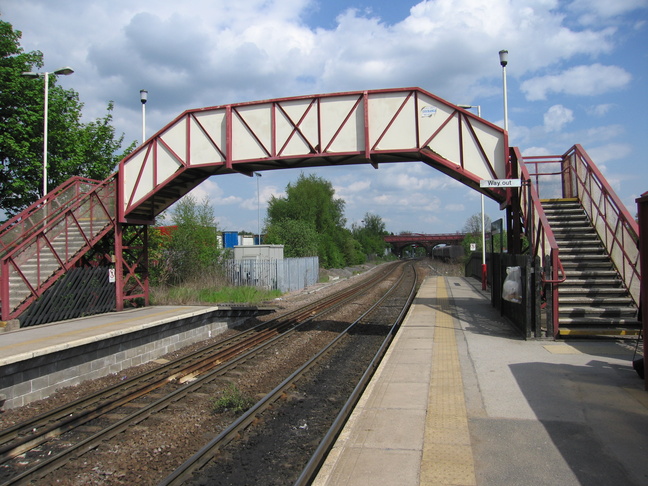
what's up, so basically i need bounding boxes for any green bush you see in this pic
[211,383,255,414]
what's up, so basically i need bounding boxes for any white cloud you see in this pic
[588,104,615,116]
[521,64,632,101]
[445,203,465,211]
[544,105,574,132]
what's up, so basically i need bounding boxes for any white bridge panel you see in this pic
[232,104,272,161]
[276,99,319,157]
[160,120,187,165]
[320,96,364,153]
[369,92,417,150]
[190,110,226,165]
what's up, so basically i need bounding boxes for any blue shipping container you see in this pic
[223,231,239,248]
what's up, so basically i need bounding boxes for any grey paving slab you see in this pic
[315,275,648,486]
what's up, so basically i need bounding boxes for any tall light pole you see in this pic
[459,104,487,290]
[499,50,509,132]
[21,67,74,196]
[255,172,262,245]
[140,89,148,144]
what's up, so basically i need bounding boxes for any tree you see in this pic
[265,173,359,268]
[352,212,389,259]
[462,213,492,235]
[160,195,222,284]
[0,20,135,216]
[264,219,319,258]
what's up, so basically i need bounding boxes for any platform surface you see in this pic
[0,305,220,366]
[314,276,648,486]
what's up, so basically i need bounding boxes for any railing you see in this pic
[522,144,640,307]
[0,177,103,258]
[0,177,117,321]
[513,147,566,337]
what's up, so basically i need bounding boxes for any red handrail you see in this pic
[513,147,566,336]
[0,177,103,254]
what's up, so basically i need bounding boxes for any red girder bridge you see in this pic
[384,233,466,257]
[0,87,643,341]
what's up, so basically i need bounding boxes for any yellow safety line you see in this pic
[420,277,476,486]
[0,307,193,353]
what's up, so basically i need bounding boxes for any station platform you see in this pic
[314,276,648,486]
[0,304,273,409]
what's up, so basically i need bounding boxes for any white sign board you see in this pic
[479,179,522,188]
[470,243,477,251]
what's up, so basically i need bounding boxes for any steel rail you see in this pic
[159,262,417,486]
[0,261,397,459]
[0,262,402,485]
[294,264,419,485]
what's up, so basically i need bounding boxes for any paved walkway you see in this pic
[314,276,648,486]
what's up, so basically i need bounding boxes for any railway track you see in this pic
[0,261,408,485]
[160,261,420,485]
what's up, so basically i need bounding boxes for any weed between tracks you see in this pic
[211,383,255,414]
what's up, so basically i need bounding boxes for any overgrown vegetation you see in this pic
[150,274,281,305]
[211,383,255,414]
[150,194,225,286]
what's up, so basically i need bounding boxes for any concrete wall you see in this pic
[0,310,252,410]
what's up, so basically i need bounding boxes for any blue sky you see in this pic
[2,0,647,234]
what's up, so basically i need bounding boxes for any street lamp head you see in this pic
[499,50,508,67]
[53,67,74,76]
[21,71,40,78]
[140,89,148,104]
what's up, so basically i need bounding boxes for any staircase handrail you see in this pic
[0,177,103,256]
[519,145,639,306]
[0,176,117,321]
[514,147,565,336]
[564,144,640,305]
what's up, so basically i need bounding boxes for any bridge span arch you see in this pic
[384,233,466,257]
[118,87,510,223]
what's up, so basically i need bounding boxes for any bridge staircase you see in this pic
[518,145,640,338]
[0,177,116,325]
[542,198,640,336]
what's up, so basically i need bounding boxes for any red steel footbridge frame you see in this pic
[0,87,642,342]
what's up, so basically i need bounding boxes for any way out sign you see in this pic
[480,179,522,188]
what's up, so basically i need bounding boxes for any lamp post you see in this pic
[21,67,74,196]
[140,89,148,144]
[255,173,262,245]
[499,50,509,132]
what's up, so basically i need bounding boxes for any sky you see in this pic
[1,0,647,235]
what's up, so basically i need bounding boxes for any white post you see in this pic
[256,173,262,244]
[140,89,148,144]
[42,73,50,196]
[499,50,509,132]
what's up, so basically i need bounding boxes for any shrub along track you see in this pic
[0,260,424,485]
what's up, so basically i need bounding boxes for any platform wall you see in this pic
[0,310,251,410]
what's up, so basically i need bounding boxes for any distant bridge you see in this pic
[384,233,466,256]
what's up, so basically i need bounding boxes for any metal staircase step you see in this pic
[558,287,628,297]
[558,296,634,306]
[559,306,637,318]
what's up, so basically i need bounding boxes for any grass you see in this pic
[211,383,255,414]
[151,284,282,305]
[150,272,283,305]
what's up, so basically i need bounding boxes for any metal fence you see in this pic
[223,257,319,292]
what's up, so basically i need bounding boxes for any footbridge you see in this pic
[384,233,466,257]
[0,87,643,340]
